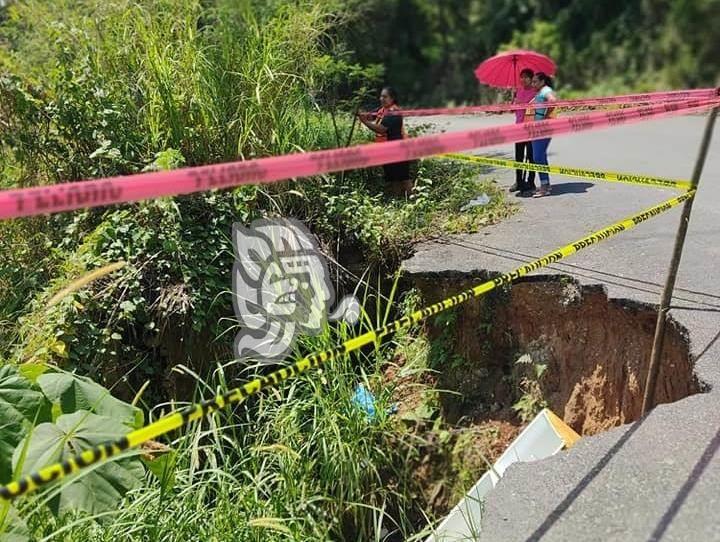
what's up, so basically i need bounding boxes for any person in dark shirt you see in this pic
[509,68,537,196]
[358,87,413,198]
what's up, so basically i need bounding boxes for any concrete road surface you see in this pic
[404,111,720,541]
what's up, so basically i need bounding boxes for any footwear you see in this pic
[532,185,551,198]
[509,183,519,192]
[517,190,534,197]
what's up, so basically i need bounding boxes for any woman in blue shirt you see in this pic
[529,72,557,198]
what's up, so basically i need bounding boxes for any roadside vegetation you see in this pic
[4,0,712,538]
[0,1,515,540]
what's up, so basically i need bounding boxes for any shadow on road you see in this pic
[428,239,720,311]
[521,407,720,542]
[547,181,594,195]
[693,325,720,364]
[524,418,645,542]
[647,426,720,541]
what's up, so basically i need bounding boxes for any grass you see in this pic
[0,2,518,540]
[2,270,519,541]
[1,222,519,542]
[8,283,428,541]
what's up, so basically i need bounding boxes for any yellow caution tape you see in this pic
[441,153,692,191]
[0,191,694,501]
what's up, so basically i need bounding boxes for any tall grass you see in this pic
[0,0,343,178]
[0,2,516,540]
[0,0,346,363]
[13,281,438,542]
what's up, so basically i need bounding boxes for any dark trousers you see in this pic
[515,141,536,190]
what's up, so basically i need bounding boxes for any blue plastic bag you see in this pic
[352,384,377,421]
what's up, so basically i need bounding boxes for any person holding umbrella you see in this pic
[474,50,556,196]
[510,68,537,195]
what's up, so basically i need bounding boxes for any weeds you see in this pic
[512,353,549,423]
[0,1,516,540]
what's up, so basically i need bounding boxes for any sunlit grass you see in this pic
[0,2,517,540]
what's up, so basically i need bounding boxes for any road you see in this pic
[404,111,720,541]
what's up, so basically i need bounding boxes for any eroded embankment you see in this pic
[410,272,700,436]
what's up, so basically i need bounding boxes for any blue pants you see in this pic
[532,138,552,185]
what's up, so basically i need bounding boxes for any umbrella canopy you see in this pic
[474,50,556,89]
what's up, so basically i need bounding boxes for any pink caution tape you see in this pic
[384,88,720,118]
[1,97,718,220]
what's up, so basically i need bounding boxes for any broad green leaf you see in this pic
[12,411,144,518]
[0,366,52,484]
[17,363,47,383]
[37,373,144,429]
[142,450,177,494]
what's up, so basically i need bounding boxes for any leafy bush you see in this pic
[0,1,517,540]
[0,365,145,538]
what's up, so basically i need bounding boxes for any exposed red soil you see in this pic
[413,274,699,436]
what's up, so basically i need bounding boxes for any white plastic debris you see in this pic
[460,193,491,211]
[426,409,580,541]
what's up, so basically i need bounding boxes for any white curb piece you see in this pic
[426,409,580,542]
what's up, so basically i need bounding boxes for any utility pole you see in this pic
[641,100,719,416]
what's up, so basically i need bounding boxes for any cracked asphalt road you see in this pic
[404,112,720,542]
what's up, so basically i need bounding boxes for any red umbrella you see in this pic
[474,50,556,89]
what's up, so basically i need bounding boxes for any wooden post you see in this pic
[641,102,719,415]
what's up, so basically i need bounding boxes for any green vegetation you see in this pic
[512,352,549,423]
[0,1,518,540]
[345,0,720,103]
[2,0,714,538]
[1,284,504,541]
